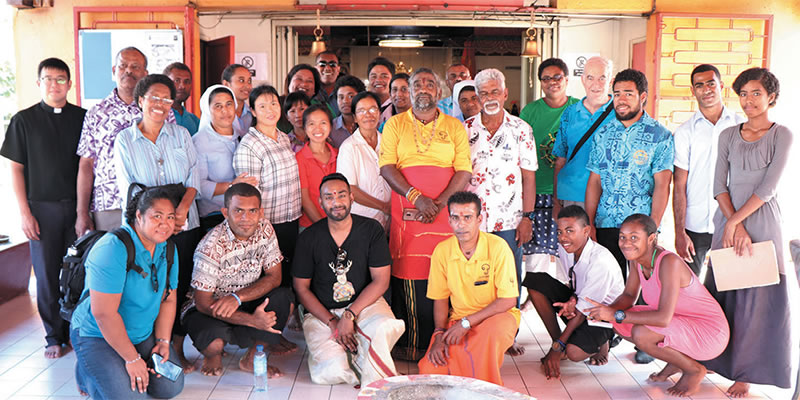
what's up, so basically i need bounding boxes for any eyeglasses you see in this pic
[145,95,175,106]
[149,263,159,292]
[317,61,339,69]
[541,74,564,83]
[355,106,380,116]
[40,77,68,85]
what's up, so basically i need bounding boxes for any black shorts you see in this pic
[183,287,294,351]
[523,272,614,354]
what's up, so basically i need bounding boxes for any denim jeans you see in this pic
[71,329,184,399]
[492,229,524,306]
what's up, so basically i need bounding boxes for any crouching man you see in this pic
[181,183,294,377]
[293,173,404,386]
[418,191,520,385]
[525,205,624,379]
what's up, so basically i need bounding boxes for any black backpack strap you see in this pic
[127,182,148,206]
[162,239,176,301]
[568,101,615,162]
[111,228,146,277]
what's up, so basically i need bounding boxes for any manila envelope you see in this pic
[709,240,779,291]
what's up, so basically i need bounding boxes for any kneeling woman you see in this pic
[587,214,729,397]
[70,188,184,399]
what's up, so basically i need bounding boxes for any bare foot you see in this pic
[267,336,298,356]
[666,365,706,397]
[267,365,283,378]
[201,353,224,376]
[44,344,64,359]
[506,341,525,356]
[287,311,303,332]
[76,384,88,396]
[726,381,750,398]
[649,363,681,382]
[172,335,197,374]
[589,342,610,366]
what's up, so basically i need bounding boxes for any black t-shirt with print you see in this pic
[292,214,391,310]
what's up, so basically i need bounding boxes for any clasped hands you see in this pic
[426,323,469,367]
[328,315,359,353]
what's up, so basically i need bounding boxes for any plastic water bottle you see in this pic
[253,345,268,392]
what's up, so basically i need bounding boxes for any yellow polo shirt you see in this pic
[427,231,520,325]
[379,108,472,172]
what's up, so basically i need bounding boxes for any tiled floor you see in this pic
[0,288,794,400]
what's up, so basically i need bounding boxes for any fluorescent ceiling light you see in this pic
[378,39,424,48]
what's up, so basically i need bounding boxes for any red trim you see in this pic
[354,324,396,378]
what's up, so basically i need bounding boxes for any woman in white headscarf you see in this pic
[192,84,257,230]
[452,79,480,122]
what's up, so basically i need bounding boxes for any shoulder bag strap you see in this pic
[568,102,615,162]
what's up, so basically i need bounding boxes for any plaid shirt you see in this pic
[233,127,302,224]
[76,89,175,211]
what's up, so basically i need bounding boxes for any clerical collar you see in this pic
[40,100,64,114]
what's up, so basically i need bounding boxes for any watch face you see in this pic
[461,318,470,329]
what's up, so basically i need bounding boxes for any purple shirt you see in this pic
[76,88,175,211]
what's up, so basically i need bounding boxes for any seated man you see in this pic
[523,205,624,379]
[293,173,404,386]
[181,183,294,377]
[418,191,520,386]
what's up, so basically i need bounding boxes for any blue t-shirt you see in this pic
[173,106,200,136]
[552,96,615,202]
[586,111,674,228]
[71,223,179,344]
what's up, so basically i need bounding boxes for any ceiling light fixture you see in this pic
[378,39,424,48]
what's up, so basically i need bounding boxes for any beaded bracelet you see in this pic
[125,354,142,365]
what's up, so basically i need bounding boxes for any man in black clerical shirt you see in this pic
[1,57,86,359]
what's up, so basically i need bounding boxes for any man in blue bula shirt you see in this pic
[585,68,674,280]
[551,56,615,219]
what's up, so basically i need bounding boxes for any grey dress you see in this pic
[703,123,796,388]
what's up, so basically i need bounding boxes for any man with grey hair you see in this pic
[551,56,615,219]
[465,68,538,356]
[75,47,176,234]
[379,67,472,361]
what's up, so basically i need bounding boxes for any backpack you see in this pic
[58,227,176,322]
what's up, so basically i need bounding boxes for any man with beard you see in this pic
[182,183,294,377]
[293,173,404,386]
[164,62,200,135]
[518,58,580,277]
[75,47,176,234]
[380,68,472,361]
[418,191,520,385]
[463,68,537,356]
[585,68,674,279]
[314,50,342,116]
[672,64,744,281]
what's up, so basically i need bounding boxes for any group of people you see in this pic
[1,43,795,399]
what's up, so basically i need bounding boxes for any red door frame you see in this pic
[72,6,196,110]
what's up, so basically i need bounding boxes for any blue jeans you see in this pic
[71,329,184,399]
[492,229,524,306]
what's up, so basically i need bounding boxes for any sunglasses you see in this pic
[149,263,159,292]
[317,61,339,69]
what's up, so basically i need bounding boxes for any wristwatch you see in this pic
[551,339,566,352]
[614,310,626,324]
[523,211,536,220]
[460,317,471,330]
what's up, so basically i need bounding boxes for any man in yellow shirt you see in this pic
[379,67,472,361]
[418,191,520,385]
